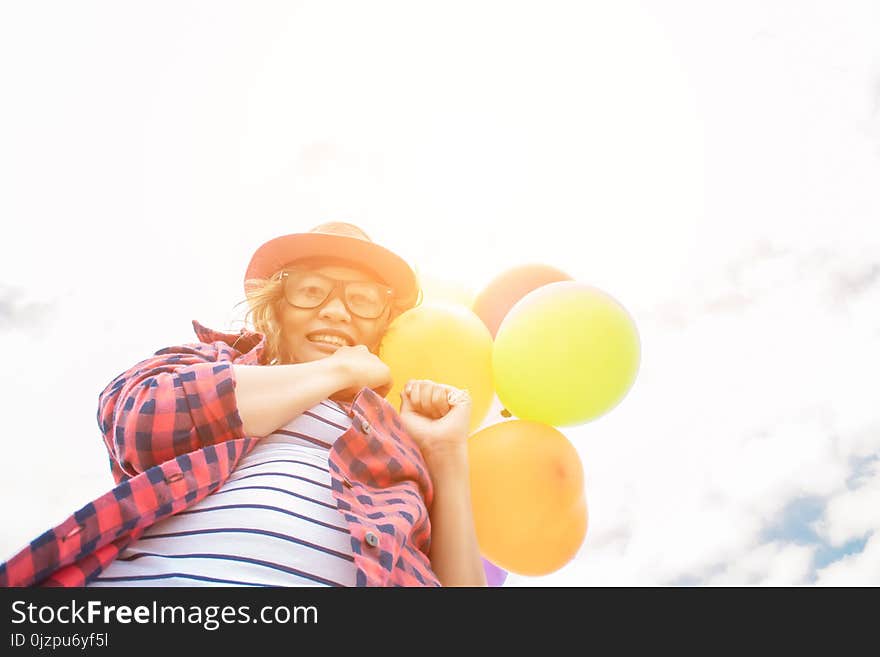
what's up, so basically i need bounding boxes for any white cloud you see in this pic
[815,461,880,547]
[814,531,880,586]
[704,541,815,586]
[0,285,51,332]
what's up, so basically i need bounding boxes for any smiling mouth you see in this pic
[307,333,352,347]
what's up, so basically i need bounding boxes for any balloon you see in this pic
[482,557,508,587]
[493,281,640,426]
[468,420,587,576]
[473,264,572,338]
[379,302,495,432]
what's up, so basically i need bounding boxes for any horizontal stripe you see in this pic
[175,503,348,533]
[271,428,333,449]
[91,573,272,586]
[302,409,350,431]
[102,530,356,586]
[210,485,338,510]
[234,458,330,475]
[138,527,354,561]
[111,551,347,586]
[319,400,349,417]
[225,471,332,490]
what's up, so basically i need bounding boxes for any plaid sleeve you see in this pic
[97,343,244,480]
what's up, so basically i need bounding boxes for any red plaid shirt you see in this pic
[0,321,440,587]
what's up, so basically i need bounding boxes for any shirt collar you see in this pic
[191,319,267,364]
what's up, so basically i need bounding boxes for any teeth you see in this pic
[309,334,348,347]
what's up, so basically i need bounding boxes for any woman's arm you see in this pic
[100,342,390,477]
[422,445,488,586]
[399,381,487,586]
[231,359,350,437]
[233,344,392,436]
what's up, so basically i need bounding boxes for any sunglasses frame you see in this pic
[278,269,394,319]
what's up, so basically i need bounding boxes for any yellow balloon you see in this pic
[379,302,494,432]
[494,281,640,426]
[469,420,587,576]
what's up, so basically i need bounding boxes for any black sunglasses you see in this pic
[279,270,394,319]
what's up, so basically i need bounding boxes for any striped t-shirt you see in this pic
[88,399,357,587]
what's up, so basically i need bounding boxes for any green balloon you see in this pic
[493,281,640,427]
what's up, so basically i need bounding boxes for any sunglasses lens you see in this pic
[345,282,385,319]
[288,273,333,308]
[285,272,389,318]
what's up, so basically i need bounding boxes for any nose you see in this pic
[318,293,351,321]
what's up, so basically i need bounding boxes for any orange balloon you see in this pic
[472,264,573,338]
[468,420,588,576]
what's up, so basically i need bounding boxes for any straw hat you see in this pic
[244,222,420,309]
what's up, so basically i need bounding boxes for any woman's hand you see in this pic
[327,345,393,401]
[399,379,472,461]
[400,380,486,586]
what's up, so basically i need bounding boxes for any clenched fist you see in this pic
[327,345,393,401]
[399,379,472,460]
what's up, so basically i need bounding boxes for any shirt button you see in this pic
[364,531,379,548]
[361,420,371,434]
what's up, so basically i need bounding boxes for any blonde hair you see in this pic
[239,272,421,365]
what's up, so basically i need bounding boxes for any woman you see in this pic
[0,222,487,587]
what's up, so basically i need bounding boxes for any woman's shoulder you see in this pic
[102,322,266,391]
[152,320,266,365]
[191,320,264,354]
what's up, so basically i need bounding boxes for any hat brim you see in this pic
[245,232,419,308]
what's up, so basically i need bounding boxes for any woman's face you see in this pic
[279,262,392,363]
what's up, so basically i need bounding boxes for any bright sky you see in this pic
[1,1,878,585]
